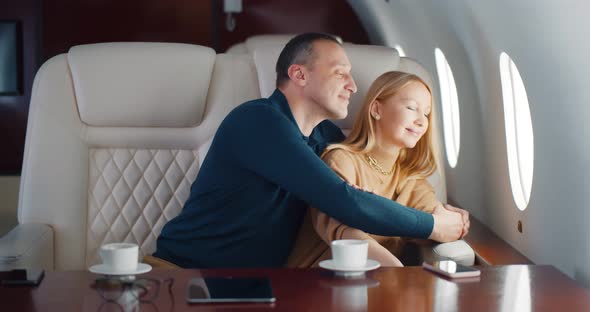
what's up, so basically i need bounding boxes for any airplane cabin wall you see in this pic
[348,0,487,227]
[353,0,590,285]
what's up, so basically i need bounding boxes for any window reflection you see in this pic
[500,266,531,312]
[439,260,457,273]
[433,278,458,312]
[319,277,379,312]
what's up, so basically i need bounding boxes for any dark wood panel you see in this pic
[215,0,370,52]
[1,266,589,311]
[42,0,215,60]
[0,0,40,174]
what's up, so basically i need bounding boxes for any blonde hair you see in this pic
[325,71,441,185]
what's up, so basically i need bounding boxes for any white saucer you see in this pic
[89,263,152,276]
[319,259,380,277]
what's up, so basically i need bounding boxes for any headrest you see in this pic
[337,43,401,129]
[226,34,343,54]
[226,35,294,55]
[398,57,434,92]
[252,43,401,129]
[244,34,295,52]
[68,42,216,127]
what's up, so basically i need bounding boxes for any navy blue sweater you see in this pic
[155,89,434,268]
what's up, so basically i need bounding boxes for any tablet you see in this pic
[0,269,45,286]
[187,277,276,303]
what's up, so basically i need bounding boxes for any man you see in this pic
[154,33,466,268]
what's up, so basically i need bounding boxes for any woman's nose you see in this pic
[415,115,426,127]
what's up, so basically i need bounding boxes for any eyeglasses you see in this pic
[93,277,174,311]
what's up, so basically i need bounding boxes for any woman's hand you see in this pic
[429,205,463,242]
[443,204,470,238]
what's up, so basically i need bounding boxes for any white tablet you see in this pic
[187,277,276,303]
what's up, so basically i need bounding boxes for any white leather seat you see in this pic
[0,42,260,270]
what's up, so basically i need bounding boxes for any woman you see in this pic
[288,71,468,267]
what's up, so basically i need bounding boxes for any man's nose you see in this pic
[346,75,358,94]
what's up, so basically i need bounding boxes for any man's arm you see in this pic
[219,105,455,239]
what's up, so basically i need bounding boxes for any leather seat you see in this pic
[0,42,260,270]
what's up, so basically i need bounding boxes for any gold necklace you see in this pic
[365,154,394,176]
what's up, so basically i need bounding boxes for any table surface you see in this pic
[1,265,589,311]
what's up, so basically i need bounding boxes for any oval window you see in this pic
[499,52,534,210]
[434,48,460,168]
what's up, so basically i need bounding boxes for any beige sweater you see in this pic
[287,148,441,268]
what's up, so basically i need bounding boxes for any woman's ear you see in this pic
[287,64,307,86]
[370,100,382,120]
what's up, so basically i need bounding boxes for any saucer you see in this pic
[319,259,380,277]
[89,263,152,276]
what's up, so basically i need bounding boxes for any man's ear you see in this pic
[287,64,307,86]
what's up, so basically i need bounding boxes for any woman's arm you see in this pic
[404,179,469,237]
[310,150,403,267]
[402,179,442,214]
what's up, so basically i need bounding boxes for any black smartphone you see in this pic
[0,269,45,286]
[187,277,276,303]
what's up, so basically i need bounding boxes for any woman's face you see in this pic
[372,81,432,149]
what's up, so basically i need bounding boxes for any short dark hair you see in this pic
[275,33,342,87]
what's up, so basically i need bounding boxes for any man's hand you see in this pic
[443,204,470,238]
[428,205,463,243]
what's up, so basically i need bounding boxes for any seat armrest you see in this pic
[0,223,54,270]
[429,240,475,266]
[401,239,475,266]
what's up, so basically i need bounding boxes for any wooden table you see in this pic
[1,265,589,311]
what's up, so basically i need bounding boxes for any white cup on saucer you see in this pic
[99,243,139,273]
[331,239,368,268]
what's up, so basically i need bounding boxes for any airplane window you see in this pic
[434,48,460,168]
[394,44,406,57]
[499,52,534,211]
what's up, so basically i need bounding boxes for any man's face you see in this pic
[301,41,357,120]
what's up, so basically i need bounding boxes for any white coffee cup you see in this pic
[331,239,368,268]
[99,243,139,272]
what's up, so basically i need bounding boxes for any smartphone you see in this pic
[422,260,480,278]
[0,269,45,286]
[187,277,276,303]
